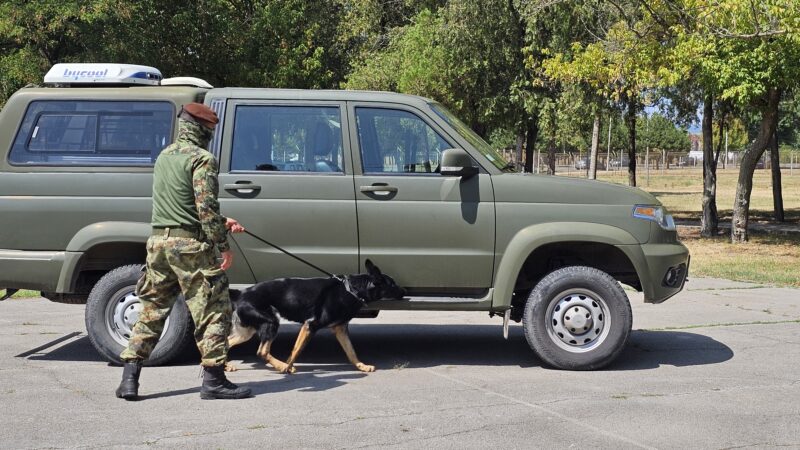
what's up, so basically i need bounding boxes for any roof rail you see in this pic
[160,77,213,89]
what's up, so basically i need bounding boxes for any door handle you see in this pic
[360,185,398,194]
[224,182,261,193]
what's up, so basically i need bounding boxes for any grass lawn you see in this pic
[7,289,40,299]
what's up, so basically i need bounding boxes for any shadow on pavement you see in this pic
[22,335,105,362]
[612,329,734,370]
[230,324,735,372]
[137,371,368,399]
[17,325,734,374]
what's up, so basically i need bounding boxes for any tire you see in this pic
[84,264,194,366]
[522,266,632,370]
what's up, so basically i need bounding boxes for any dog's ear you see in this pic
[228,288,241,302]
[365,258,382,277]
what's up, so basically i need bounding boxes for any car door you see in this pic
[348,102,495,296]
[217,100,359,281]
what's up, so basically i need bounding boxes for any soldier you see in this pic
[116,103,251,400]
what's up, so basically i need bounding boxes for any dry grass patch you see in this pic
[678,227,800,287]
[580,168,800,223]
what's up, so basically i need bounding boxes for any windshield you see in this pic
[430,103,516,172]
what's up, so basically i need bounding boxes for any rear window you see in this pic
[9,100,174,166]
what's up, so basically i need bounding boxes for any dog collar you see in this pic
[336,275,367,303]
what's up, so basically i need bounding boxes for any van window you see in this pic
[230,105,343,173]
[9,100,174,166]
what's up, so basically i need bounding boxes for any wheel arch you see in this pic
[492,222,644,311]
[56,222,150,293]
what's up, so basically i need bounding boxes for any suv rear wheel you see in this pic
[522,266,632,370]
[84,264,194,365]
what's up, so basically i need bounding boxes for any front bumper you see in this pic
[617,242,690,304]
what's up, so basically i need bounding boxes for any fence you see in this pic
[497,149,800,175]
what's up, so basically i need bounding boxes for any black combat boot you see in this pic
[200,365,252,400]
[116,361,142,400]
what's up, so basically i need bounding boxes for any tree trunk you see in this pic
[714,114,725,168]
[732,88,781,242]
[700,95,718,237]
[770,129,785,222]
[606,116,612,172]
[515,130,525,170]
[524,117,538,173]
[625,96,637,187]
[589,110,601,180]
[546,110,556,175]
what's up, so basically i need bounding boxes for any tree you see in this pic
[0,0,356,108]
[343,9,454,111]
[639,113,690,152]
[346,0,545,173]
[677,0,800,241]
[0,1,115,106]
[542,0,666,186]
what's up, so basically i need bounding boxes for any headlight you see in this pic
[632,205,676,231]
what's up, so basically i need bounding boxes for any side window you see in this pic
[230,105,343,173]
[9,101,173,166]
[355,107,450,174]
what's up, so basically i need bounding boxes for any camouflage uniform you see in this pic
[120,119,232,367]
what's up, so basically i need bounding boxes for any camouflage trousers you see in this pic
[120,235,231,367]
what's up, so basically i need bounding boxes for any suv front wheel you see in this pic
[522,266,632,370]
[84,264,194,365]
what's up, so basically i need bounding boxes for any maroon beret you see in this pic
[182,103,219,125]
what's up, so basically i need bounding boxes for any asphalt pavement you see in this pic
[1,277,799,449]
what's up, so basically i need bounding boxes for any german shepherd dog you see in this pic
[226,260,406,374]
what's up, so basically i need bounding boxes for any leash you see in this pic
[240,229,334,278]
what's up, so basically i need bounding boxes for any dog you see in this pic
[225,259,406,374]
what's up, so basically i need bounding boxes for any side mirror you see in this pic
[440,148,479,178]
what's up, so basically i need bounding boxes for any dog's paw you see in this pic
[278,364,297,374]
[356,363,375,373]
[224,362,238,372]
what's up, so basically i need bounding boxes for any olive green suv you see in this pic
[0,64,689,370]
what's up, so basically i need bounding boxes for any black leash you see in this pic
[240,229,334,277]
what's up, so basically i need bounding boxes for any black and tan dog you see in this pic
[226,260,406,374]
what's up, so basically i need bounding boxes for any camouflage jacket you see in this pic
[151,119,229,253]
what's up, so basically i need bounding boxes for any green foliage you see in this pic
[346,0,537,138]
[0,0,115,104]
[345,9,451,103]
[778,91,800,149]
[715,117,750,151]
[0,0,353,108]
[639,113,690,152]
[1,0,799,169]
[488,127,517,150]
[674,0,800,110]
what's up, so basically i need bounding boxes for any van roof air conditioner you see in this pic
[44,63,163,86]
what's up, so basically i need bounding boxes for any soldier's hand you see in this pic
[225,217,245,233]
[220,250,234,271]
